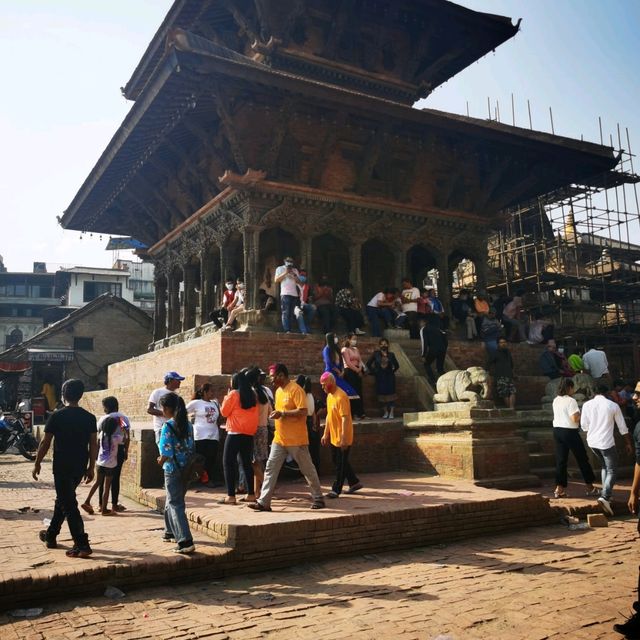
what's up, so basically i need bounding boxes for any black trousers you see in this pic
[405,311,419,339]
[339,308,364,332]
[210,307,229,328]
[330,445,359,494]
[316,304,337,333]
[424,351,446,383]
[553,427,596,487]
[195,439,219,483]
[223,434,254,497]
[343,368,364,417]
[48,473,89,546]
[99,445,126,507]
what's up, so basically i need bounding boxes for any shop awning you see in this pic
[27,348,74,363]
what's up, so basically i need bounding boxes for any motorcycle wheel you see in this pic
[17,437,36,461]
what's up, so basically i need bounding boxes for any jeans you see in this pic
[223,433,254,497]
[281,295,298,332]
[366,306,394,337]
[330,445,359,494]
[48,473,89,547]
[316,304,337,333]
[257,443,324,508]
[195,439,219,484]
[591,445,618,500]
[99,445,126,507]
[553,428,595,487]
[295,302,315,334]
[483,339,497,355]
[163,469,192,544]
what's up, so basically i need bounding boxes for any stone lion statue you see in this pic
[433,367,490,404]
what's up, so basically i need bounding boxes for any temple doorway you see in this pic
[408,245,438,291]
[361,238,396,303]
[312,233,349,290]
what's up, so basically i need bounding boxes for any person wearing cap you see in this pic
[274,256,302,334]
[248,363,325,511]
[320,372,362,498]
[148,372,185,446]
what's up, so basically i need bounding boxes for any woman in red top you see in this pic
[220,371,258,505]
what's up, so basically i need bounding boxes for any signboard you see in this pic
[27,350,74,362]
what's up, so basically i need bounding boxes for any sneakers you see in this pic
[355,328,366,335]
[598,496,614,516]
[585,486,600,497]
[173,541,195,554]
[248,501,272,512]
[326,490,339,499]
[162,533,176,542]
[613,611,640,638]
[38,530,57,549]
[65,545,93,558]
[382,410,389,419]
[346,482,363,494]
[388,409,394,419]
[310,500,326,509]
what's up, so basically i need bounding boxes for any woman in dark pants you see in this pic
[551,378,597,499]
[219,372,258,505]
[186,383,221,487]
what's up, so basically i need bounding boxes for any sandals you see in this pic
[239,496,256,503]
[218,498,237,505]
[81,503,94,515]
[247,502,272,512]
[310,501,326,510]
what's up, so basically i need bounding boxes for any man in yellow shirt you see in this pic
[249,363,325,511]
[320,372,362,498]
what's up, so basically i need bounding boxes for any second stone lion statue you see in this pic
[433,367,490,404]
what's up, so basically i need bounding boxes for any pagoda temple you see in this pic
[62,0,621,345]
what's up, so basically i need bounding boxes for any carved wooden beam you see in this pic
[263,98,295,177]
[416,45,468,85]
[123,191,168,238]
[221,0,260,45]
[213,82,247,174]
[148,157,202,212]
[134,173,186,227]
[474,157,512,213]
[111,202,157,247]
[490,170,545,213]
[309,110,347,188]
[321,0,350,60]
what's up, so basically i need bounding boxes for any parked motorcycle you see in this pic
[0,413,38,460]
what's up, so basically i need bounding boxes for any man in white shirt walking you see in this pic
[581,383,633,515]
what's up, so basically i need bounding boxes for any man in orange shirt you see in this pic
[249,363,325,511]
[320,372,362,498]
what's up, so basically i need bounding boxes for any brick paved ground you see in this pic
[1,453,638,639]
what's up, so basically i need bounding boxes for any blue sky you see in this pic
[1,0,638,272]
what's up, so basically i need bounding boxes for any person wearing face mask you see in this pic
[366,338,400,419]
[274,256,302,334]
[341,333,366,419]
[221,280,246,331]
[321,332,358,400]
[313,274,337,334]
[209,279,236,329]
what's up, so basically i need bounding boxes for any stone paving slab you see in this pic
[0,453,634,615]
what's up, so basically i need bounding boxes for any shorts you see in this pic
[496,376,516,398]
[96,465,115,478]
[253,425,269,463]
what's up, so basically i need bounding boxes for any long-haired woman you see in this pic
[341,333,366,419]
[245,366,272,498]
[552,378,597,499]
[157,392,195,554]
[321,332,358,399]
[220,371,259,504]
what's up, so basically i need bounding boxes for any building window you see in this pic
[5,328,23,348]
[73,337,94,351]
[83,281,122,302]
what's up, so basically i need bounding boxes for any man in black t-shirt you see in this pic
[32,379,97,558]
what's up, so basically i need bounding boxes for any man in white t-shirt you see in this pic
[401,277,421,339]
[582,346,610,385]
[581,383,633,515]
[365,289,395,337]
[274,256,301,334]
[147,371,185,446]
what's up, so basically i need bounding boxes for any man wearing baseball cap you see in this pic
[147,372,185,447]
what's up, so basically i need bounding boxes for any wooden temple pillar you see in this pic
[300,235,313,282]
[182,263,197,331]
[153,273,167,341]
[167,270,181,337]
[349,242,363,302]
[243,226,260,309]
[394,248,407,284]
[199,247,216,324]
[220,244,234,291]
